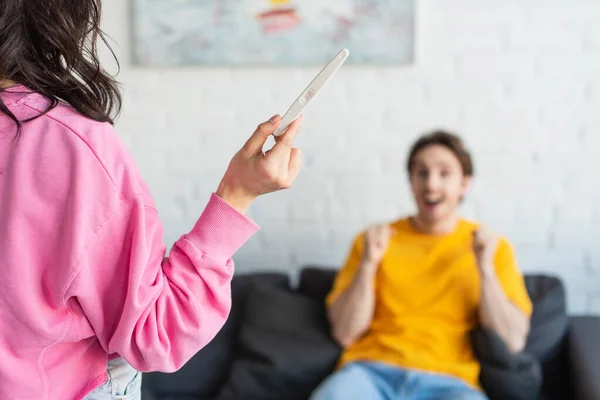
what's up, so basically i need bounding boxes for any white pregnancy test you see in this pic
[273,48,350,137]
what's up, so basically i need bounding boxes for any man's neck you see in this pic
[410,213,460,235]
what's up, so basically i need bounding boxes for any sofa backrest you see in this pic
[143,272,291,400]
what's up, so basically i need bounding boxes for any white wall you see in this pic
[102,0,600,315]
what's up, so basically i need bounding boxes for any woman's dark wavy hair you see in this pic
[0,0,121,132]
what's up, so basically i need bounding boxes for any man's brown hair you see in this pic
[406,130,474,177]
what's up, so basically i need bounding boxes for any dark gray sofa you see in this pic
[141,266,600,400]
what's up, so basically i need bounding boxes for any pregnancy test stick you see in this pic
[273,48,350,137]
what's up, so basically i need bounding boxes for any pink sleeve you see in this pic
[64,192,259,373]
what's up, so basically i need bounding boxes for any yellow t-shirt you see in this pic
[326,217,533,389]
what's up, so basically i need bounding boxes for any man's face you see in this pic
[409,144,471,223]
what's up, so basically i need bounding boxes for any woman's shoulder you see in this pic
[19,94,151,203]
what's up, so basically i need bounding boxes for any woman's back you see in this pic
[0,87,263,399]
[0,87,151,398]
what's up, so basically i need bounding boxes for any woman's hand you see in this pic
[216,114,303,213]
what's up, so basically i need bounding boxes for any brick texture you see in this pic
[103,0,599,315]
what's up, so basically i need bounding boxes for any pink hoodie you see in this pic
[0,86,259,399]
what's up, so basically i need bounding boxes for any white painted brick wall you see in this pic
[102,0,599,315]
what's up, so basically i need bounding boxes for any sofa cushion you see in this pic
[214,282,341,400]
[297,266,337,302]
[524,275,569,400]
[524,275,568,359]
[472,327,543,400]
[143,272,290,399]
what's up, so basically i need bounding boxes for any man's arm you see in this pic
[327,260,377,348]
[474,228,532,353]
[327,224,393,348]
[479,267,530,353]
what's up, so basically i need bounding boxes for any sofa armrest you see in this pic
[568,316,600,400]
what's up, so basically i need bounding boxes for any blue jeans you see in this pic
[83,358,142,400]
[310,361,487,400]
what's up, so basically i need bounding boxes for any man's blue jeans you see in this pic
[310,361,488,400]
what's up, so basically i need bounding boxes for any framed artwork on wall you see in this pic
[131,0,414,66]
